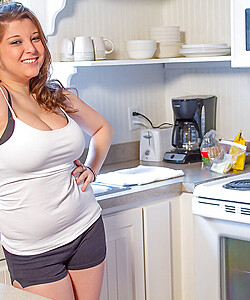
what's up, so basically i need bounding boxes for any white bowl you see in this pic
[150,36,181,43]
[126,47,156,59]
[126,45,157,51]
[154,42,182,58]
[126,40,156,47]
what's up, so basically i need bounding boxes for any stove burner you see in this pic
[223,179,250,191]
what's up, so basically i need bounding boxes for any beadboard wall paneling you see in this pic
[70,64,166,145]
[48,0,250,146]
[164,62,250,141]
[162,0,231,45]
[48,0,164,61]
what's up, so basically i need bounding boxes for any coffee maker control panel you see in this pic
[163,150,201,164]
[163,152,187,164]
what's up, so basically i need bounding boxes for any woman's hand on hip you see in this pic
[72,159,95,192]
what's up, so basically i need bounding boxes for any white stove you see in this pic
[193,172,250,224]
[192,172,250,300]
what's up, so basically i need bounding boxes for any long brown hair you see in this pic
[0,2,76,113]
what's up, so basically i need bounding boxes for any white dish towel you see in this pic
[96,165,184,186]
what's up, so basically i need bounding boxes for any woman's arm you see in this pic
[64,90,114,191]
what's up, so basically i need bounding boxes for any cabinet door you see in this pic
[143,200,172,300]
[0,244,5,261]
[179,192,195,300]
[0,260,11,285]
[101,208,145,300]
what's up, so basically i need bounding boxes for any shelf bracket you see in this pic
[50,64,77,88]
[20,0,67,36]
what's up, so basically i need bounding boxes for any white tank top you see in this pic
[0,87,101,255]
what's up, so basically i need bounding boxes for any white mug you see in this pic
[60,38,74,62]
[74,36,94,61]
[92,37,114,60]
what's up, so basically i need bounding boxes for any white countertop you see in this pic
[100,160,250,192]
[0,283,49,300]
[96,160,250,214]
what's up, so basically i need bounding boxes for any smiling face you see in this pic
[0,18,45,84]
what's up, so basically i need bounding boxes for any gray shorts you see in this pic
[3,216,106,288]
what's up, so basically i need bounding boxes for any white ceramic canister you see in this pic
[60,38,74,62]
[74,36,94,61]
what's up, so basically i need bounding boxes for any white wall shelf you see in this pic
[53,56,231,67]
[51,56,231,86]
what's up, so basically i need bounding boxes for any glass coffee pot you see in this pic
[172,120,200,151]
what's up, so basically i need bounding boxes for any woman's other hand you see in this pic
[72,159,95,192]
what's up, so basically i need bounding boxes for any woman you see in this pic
[0,2,113,300]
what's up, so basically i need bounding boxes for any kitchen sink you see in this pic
[91,182,131,197]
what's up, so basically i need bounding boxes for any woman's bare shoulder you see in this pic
[63,89,78,102]
[63,89,86,109]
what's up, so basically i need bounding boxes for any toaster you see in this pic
[140,128,172,162]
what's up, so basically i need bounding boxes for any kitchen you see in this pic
[0,0,250,299]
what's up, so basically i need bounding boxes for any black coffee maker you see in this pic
[163,95,217,164]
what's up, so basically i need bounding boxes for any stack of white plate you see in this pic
[150,26,182,58]
[125,40,157,59]
[179,43,231,57]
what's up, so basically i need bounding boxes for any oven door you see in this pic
[193,214,250,300]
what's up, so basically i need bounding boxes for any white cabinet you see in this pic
[0,244,11,286]
[231,0,250,67]
[0,260,11,285]
[0,244,10,285]
[0,244,4,261]
[101,208,145,300]
[179,192,195,300]
[101,196,178,300]
[143,200,172,300]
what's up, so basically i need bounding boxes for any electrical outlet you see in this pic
[128,106,140,131]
